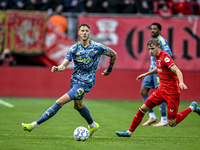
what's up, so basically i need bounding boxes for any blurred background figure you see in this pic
[0,0,10,10]
[10,0,28,10]
[48,14,68,33]
[0,48,17,66]
[172,0,191,16]
[156,3,173,17]
[51,0,64,13]
[101,0,119,13]
[84,0,104,13]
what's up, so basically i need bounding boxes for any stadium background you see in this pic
[0,10,200,101]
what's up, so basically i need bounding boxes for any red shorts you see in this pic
[144,87,180,120]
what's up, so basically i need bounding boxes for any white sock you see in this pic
[149,112,156,119]
[89,121,96,128]
[127,130,133,135]
[189,106,194,111]
[161,116,167,123]
[31,121,38,129]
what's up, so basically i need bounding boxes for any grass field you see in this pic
[0,97,200,150]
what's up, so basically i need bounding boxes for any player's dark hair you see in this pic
[147,38,160,47]
[151,22,162,31]
[78,24,90,30]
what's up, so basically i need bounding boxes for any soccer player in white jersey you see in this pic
[21,24,117,137]
[141,23,172,127]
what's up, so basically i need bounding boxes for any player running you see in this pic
[116,38,200,137]
[141,22,172,127]
[21,24,117,138]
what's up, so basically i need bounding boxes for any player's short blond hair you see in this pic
[147,38,160,47]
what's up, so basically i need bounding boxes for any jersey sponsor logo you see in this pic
[157,68,162,72]
[170,109,174,112]
[164,57,170,62]
[77,57,93,63]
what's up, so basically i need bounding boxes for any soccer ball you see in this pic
[73,126,89,141]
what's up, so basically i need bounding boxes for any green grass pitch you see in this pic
[0,97,200,150]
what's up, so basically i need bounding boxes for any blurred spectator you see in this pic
[156,3,173,17]
[51,0,64,13]
[118,0,137,14]
[10,0,28,10]
[101,0,119,13]
[172,0,191,16]
[84,0,104,13]
[26,0,40,10]
[48,14,68,33]
[38,0,53,11]
[141,0,154,14]
[0,0,9,10]
[188,0,200,15]
[64,0,86,12]
[0,48,17,66]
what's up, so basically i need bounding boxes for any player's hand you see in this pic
[136,74,146,82]
[51,66,59,73]
[102,69,111,76]
[179,83,188,90]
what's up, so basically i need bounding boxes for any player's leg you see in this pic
[73,100,99,137]
[69,84,99,137]
[168,100,200,127]
[141,75,157,126]
[116,90,163,137]
[21,93,71,132]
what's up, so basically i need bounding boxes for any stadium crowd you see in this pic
[0,0,199,15]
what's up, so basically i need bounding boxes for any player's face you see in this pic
[78,26,91,41]
[151,25,160,38]
[148,44,160,57]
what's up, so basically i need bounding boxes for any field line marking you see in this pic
[0,99,14,108]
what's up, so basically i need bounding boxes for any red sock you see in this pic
[174,107,192,126]
[128,107,145,132]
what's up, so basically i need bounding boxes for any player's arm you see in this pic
[102,47,117,76]
[51,59,70,73]
[170,65,188,90]
[136,67,158,82]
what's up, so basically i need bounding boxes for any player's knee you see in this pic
[140,89,147,96]
[168,119,176,127]
[73,101,83,110]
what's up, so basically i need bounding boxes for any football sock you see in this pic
[89,121,96,128]
[159,102,167,117]
[142,94,154,113]
[31,121,38,128]
[161,116,167,123]
[129,107,146,132]
[149,112,156,119]
[172,107,192,127]
[77,104,94,125]
[36,102,62,124]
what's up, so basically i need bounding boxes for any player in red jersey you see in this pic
[115,38,200,137]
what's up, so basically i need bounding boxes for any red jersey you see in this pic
[156,50,180,95]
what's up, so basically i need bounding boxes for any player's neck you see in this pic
[155,50,161,58]
[81,39,90,48]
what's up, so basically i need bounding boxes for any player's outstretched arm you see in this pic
[136,67,158,82]
[51,59,70,73]
[102,48,117,76]
[170,65,188,90]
